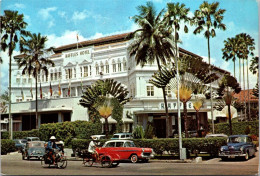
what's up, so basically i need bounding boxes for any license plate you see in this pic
[228,155,235,158]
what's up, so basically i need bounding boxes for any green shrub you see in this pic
[213,120,259,136]
[144,122,155,139]
[39,120,102,146]
[1,129,39,139]
[1,139,16,155]
[133,125,145,139]
[71,137,227,158]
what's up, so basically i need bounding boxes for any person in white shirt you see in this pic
[88,136,97,153]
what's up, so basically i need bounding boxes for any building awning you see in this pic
[100,116,117,124]
[9,107,73,115]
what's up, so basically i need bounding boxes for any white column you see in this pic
[58,112,62,122]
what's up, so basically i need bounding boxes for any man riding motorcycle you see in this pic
[46,136,60,165]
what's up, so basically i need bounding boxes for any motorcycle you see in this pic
[41,149,67,169]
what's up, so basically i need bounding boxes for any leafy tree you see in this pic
[0,91,9,101]
[222,36,242,77]
[80,79,130,138]
[215,74,241,135]
[250,56,259,98]
[111,98,123,133]
[193,1,226,133]
[1,10,29,139]
[17,33,55,129]
[128,2,175,137]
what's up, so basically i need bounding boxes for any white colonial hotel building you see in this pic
[1,33,232,138]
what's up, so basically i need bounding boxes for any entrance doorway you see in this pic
[153,118,166,138]
[22,115,36,130]
[41,114,58,124]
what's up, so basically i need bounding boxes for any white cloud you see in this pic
[38,7,57,20]
[46,30,86,48]
[8,3,25,9]
[48,20,55,28]
[14,3,25,9]
[72,10,89,21]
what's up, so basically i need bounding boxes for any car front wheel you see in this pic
[130,154,138,163]
[244,152,249,161]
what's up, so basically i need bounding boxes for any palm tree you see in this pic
[95,97,114,138]
[17,33,54,129]
[250,56,259,99]
[80,79,130,138]
[236,33,255,121]
[215,75,241,135]
[128,2,175,137]
[193,1,226,133]
[150,55,219,137]
[164,2,190,142]
[222,36,242,77]
[1,10,29,139]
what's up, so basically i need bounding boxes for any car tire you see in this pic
[130,154,138,163]
[22,155,25,160]
[244,152,249,161]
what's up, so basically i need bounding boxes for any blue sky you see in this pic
[0,0,259,94]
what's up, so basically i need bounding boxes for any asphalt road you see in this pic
[1,152,259,175]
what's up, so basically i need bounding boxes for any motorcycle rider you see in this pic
[46,136,60,165]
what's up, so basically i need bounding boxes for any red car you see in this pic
[96,140,154,163]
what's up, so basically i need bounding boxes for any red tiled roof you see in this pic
[54,33,131,52]
[233,89,259,103]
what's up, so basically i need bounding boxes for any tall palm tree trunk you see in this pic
[242,59,247,120]
[196,111,200,136]
[8,45,12,139]
[246,59,251,120]
[228,104,232,135]
[183,102,188,138]
[207,35,214,133]
[105,118,109,139]
[155,57,170,138]
[233,57,236,77]
[35,75,38,129]
[239,58,242,119]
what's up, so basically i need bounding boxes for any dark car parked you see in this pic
[22,141,45,160]
[13,139,27,152]
[219,135,256,161]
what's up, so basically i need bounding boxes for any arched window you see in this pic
[50,69,54,81]
[100,61,104,73]
[95,63,99,75]
[54,68,57,80]
[112,59,116,72]
[118,58,122,72]
[123,57,127,71]
[58,67,62,80]
[74,68,76,78]
[16,71,21,84]
[105,60,109,74]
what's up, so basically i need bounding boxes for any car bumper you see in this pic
[219,152,246,157]
[140,153,154,159]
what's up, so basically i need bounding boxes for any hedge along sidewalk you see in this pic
[71,138,227,158]
[212,120,259,136]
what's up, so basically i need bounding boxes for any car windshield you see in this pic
[115,142,124,147]
[228,136,246,143]
[124,141,135,147]
[30,142,44,147]
[104,142,115,147]
[112,135,119,139]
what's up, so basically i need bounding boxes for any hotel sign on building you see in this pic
[159,102,193,110]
